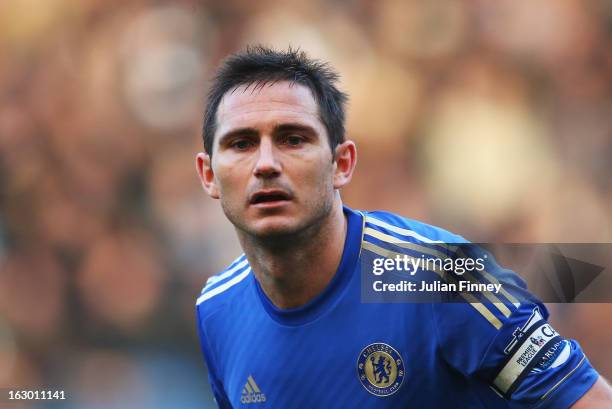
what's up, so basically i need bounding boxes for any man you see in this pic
[195,46,611,408]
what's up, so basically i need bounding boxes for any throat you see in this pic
[242,209,348,310]
[253,240,335,309]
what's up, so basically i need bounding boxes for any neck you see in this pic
[238,201,347,309]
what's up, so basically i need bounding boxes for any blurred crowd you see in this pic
[0,0,611,408]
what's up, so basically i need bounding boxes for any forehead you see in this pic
[215,81,322,136]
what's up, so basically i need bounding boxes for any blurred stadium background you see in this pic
[0,0,611,408]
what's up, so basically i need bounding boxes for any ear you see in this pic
[196,152,220,199]
[332,140,357,190]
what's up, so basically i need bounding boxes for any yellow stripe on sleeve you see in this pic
[362,240,503,330]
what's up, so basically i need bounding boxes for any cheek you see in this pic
[298,157,334,193]
[213,162,246,199]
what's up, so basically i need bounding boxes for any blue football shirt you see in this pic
[195,206,599,408]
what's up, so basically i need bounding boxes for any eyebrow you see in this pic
[274,123,318,136]
[218,123,319,145]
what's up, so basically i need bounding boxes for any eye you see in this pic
[231,139,254,150]
[283,135,304,146]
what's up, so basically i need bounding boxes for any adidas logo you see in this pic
[241,375,267,404]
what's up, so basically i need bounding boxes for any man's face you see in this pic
[198,81,339,239]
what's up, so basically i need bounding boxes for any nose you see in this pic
[253,137,281,178]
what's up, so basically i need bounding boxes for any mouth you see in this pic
[249,190,292,207]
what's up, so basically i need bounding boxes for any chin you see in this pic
[249,219,301,239]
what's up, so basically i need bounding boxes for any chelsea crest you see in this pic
[357,342,405,397]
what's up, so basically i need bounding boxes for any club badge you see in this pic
[357,342,405,397]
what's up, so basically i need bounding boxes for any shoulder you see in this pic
[358,208,527,327]
[361,209,467,244]
[195,254,252,319]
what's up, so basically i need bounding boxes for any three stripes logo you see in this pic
[241,375,266,404]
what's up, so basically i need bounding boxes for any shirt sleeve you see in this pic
[196,307,233,409]
[432,245,599,408]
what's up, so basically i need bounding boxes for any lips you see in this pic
[249,190,291,205]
